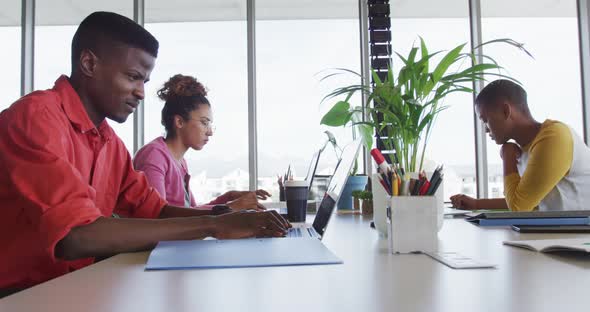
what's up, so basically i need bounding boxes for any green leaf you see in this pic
[358,123,374,150]
[475,38,535,59]
[407,47,419,66]
[387,63,395,84]
[419,36,429,74]
[431,43,467,84]
[371,69,383,87]
[320,101,352,127]
[320,85,367,104]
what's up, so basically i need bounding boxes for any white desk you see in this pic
[1,214,589,312]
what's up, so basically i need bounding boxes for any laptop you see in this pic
[262,148,322,214]
[284,139,361,240]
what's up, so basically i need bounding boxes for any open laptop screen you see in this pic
[304,149,321,189]
[326,140,361,200]
[312,140,361,237]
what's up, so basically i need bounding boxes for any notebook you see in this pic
[511,225,590,233]
[146,236,342,270]
[466,210,590,226]
[503,238,590,253]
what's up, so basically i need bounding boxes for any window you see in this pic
[481,0,582,197]
[145,0,249,203]
[391,1,475,199]
[0,0,21,111]
[256,1,360,201]
[34,1,134,150]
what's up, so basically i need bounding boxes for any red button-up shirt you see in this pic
[0,76,167,289]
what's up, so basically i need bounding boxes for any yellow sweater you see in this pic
[504,120,573,211]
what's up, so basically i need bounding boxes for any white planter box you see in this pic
[388,196,439,253]
[372,172,444,239]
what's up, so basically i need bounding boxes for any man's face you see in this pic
[89,45,156,123]
[476,101,511,145]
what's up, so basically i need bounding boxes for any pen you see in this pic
[377,175,392,196]
[400,174,410,196]
[391,172,399,196]
[411,177,421,195]
[419,173,430,195]
[426,166,443,195]
[286,165,291,181]
[411,172,424,196]
[427,174,443,195]
[370,148,390,175]
[378,168,392,192]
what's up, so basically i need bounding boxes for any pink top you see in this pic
[133,137,230,208]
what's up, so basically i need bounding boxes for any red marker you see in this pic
[370,148,390,174]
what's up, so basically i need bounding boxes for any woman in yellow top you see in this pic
[450,79,590,211]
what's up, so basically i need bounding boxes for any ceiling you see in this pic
[0,0,577,26]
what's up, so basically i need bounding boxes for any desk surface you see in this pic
[2,214,589,312]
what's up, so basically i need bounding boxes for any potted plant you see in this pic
[351,189,364,210]
[360,190,373,215]
[352,189,374,214]
[320,37,531,173]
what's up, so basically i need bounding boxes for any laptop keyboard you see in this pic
[286,227,318,238]
[287,228,303,237]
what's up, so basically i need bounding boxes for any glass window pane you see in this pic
[482,0,582,197]
[256,4,360,201]
[145,1,249,203]
[0,0,21,111]
[391,3,475,199]
[34,1,134,150]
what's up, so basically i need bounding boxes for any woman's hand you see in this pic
[224,189,272,201]
[226,192,266,211]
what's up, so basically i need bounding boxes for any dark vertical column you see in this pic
[368,0,392,162]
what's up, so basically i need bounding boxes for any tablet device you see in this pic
[511,225,590,233]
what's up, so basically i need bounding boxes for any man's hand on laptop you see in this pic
[227,192,267,211]
[213,210,291,239]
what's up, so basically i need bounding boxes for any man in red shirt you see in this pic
[0,11,289,294]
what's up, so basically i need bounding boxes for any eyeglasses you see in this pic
[189,118,216,132]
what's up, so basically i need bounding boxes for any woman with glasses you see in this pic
[134,74,270,210]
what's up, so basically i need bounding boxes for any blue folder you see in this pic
[145,238,343,270]
[471,217,590,226]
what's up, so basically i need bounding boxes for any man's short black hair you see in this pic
[71,11,159,69]
[475,79,530,115]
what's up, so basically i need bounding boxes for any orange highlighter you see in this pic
[392,172,399,196]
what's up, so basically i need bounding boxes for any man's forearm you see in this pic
[159,205,214,218]
[55,215,216,261]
